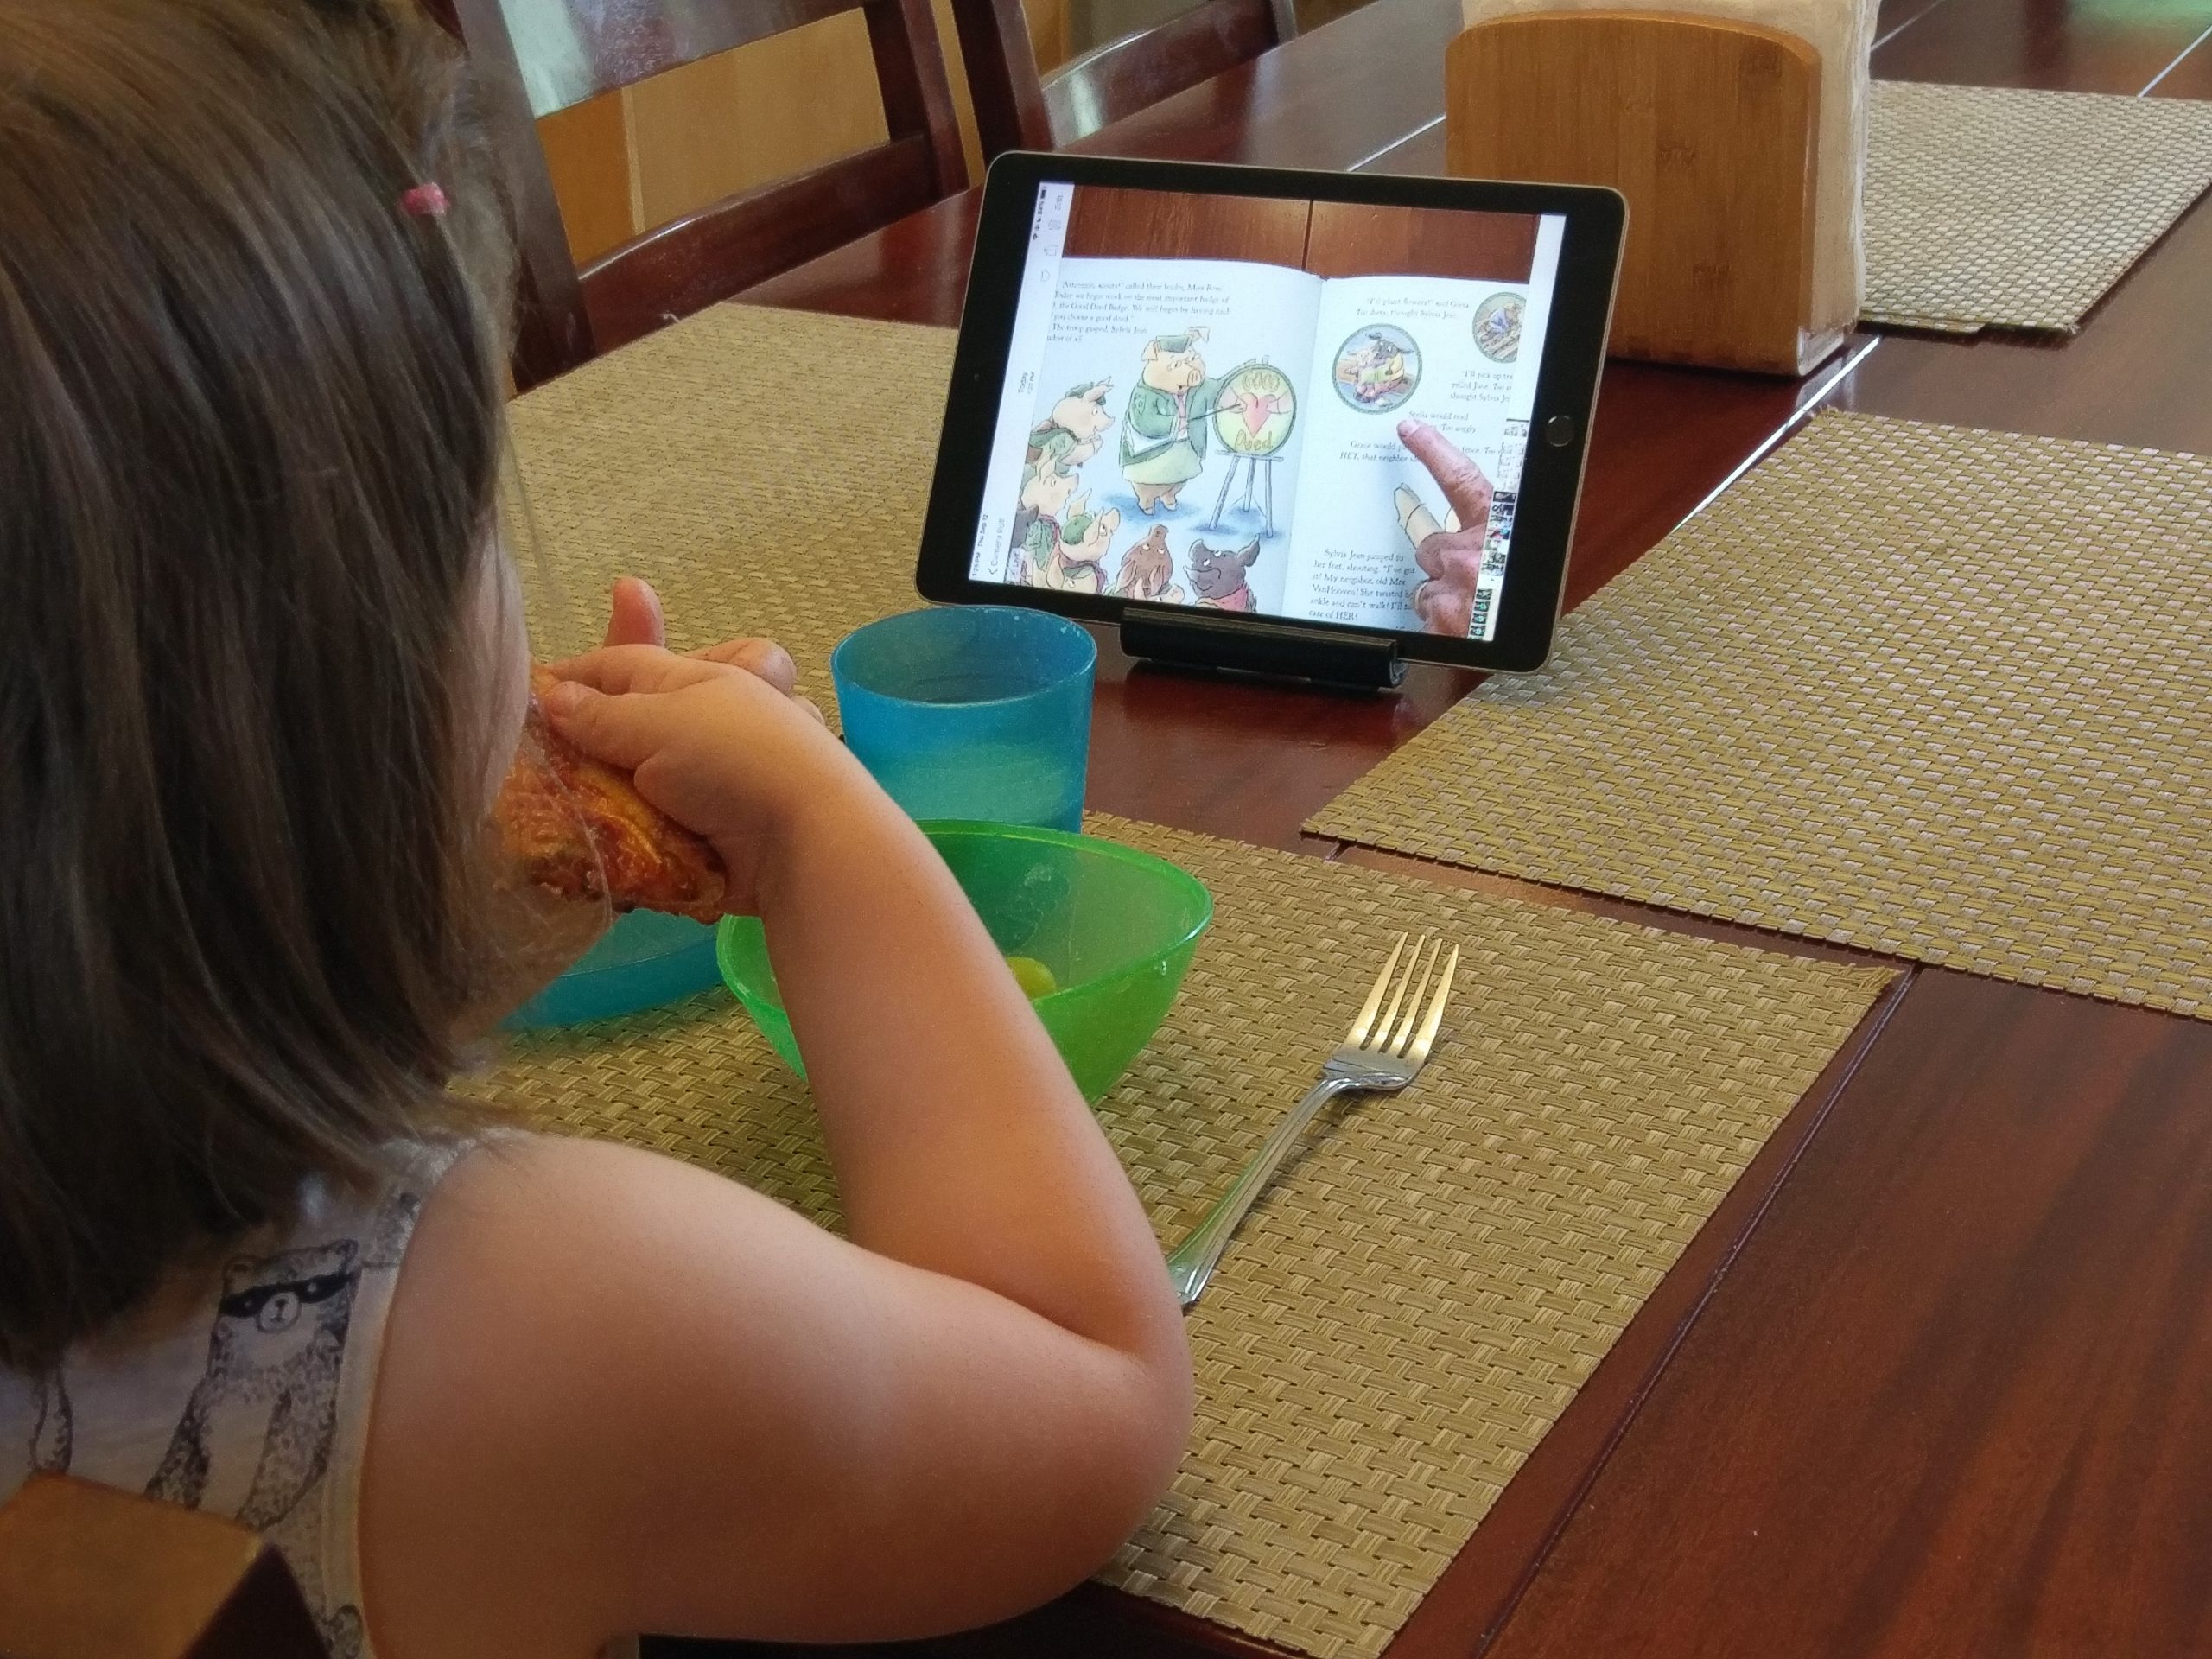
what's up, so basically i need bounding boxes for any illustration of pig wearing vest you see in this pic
[1029,380,1114,469]
[1037,496,1121,593]
[1012,404,1124,589]
[1007,452,1079,585]
[1121,328,1228,515]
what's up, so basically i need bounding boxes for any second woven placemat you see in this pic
[466,817,1890,1658]
[1863,80,2212,334]
[1311,410,2212,1021]
[504,303,955,696]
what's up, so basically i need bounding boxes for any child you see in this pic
[0,3,1192,1656]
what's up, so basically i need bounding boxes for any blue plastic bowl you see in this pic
[505,909,722,1029]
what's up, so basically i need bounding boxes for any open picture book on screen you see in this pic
[916,155,1624,674]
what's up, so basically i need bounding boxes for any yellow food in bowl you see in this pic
[1004,955,1059,998]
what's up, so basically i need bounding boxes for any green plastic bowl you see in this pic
[716,822,1212,1104]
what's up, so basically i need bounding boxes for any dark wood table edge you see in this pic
[913,964,1918,1659]
[1384,966,1917,1659]
[1313,843,1923,1655]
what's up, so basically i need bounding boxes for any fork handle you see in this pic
[1166,1074,1361,1310]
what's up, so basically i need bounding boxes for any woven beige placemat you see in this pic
[1312,410,2212,1020]
[505,303,954,697]
[464,816,1890,1658]
[1863,80,2212,334]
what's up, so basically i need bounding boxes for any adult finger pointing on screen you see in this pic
[1395,418,1493,638]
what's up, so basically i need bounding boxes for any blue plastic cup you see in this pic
[831,607,1096,833]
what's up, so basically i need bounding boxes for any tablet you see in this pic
[915,154,1624,674]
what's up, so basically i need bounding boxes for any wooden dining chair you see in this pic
[423,0,969,388]
[950,0,1297,162]
[0,1475,327,1659]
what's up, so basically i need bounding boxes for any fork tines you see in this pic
[1344,931,1459,1062]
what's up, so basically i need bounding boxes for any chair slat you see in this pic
[953,0,1294,161]
[950,0,1058,153]
[494,0,868,114]
[580,135,941,353]
[1044,0,1285,144]
[425,0,968,386]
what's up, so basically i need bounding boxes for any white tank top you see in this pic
[0,1141,472,1659]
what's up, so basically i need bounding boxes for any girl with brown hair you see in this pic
[0,2,1192,1654]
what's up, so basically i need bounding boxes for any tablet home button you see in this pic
[1544,415,1577,448]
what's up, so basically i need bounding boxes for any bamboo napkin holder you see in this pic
[1446,11,1841,375]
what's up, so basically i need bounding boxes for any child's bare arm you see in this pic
[360,647,1192,1657]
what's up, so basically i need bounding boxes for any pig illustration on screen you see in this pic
[1029,380,1115,468]
[1006,454,1081,585]
[1120,328,1223,515]
[1036,496,1120,594]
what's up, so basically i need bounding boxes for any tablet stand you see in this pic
[1120,608,1405,691]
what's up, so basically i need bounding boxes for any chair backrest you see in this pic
[428,0,969,387]
[950,0,1295,162]
[0,1475,327,1659]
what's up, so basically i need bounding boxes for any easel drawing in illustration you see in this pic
[1205,359,1298,536]
[1208,449,1278,536]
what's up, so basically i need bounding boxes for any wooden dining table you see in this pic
[696,3,2212,1655]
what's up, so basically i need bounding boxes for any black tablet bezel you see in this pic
[913,153,1624,674]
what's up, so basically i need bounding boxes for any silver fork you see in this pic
[1166,932,1459,1310]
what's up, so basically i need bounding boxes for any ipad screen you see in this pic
[969,182,1569,643]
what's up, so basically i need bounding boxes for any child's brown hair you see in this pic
[0,0,516,1368]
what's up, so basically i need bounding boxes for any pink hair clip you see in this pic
[399,182,449,219]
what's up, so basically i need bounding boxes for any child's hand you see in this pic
[601,575,666,650]
[599,575,816,711]
[539,645,859,915]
